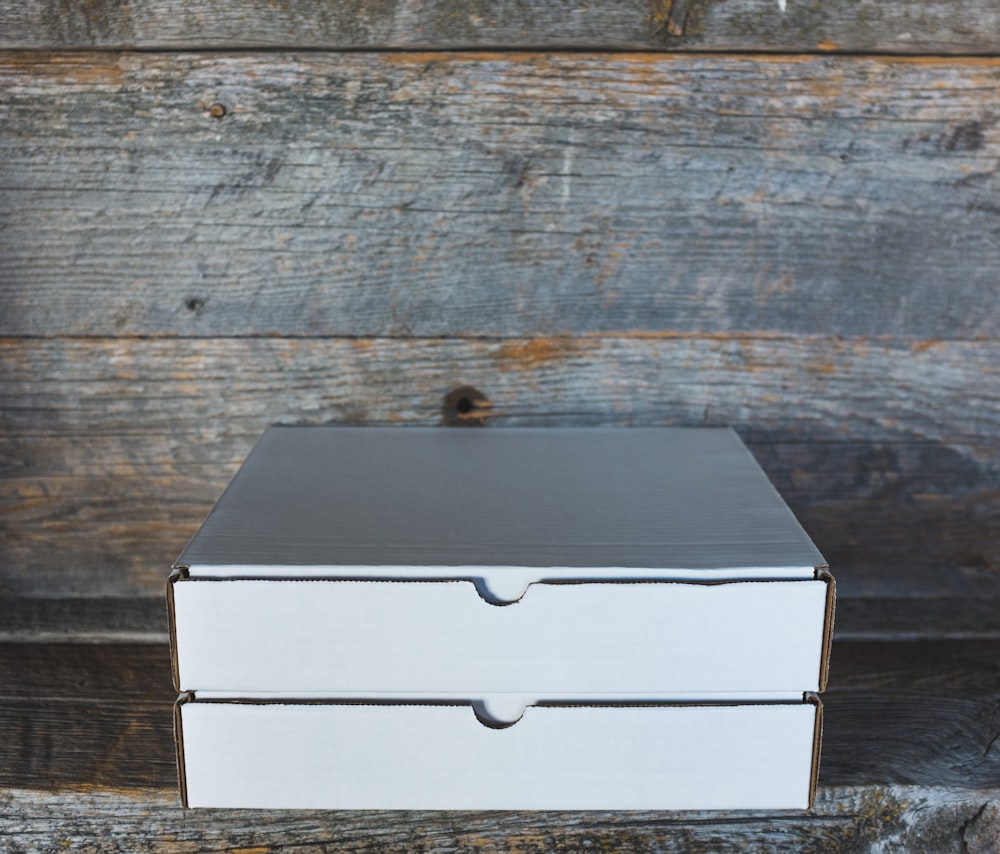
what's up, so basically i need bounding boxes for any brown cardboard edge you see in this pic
[814,567,836,692]
[804,692,824,810]
[166,568,187,692]
[174,692,194,809]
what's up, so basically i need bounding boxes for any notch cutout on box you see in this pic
[471,697,526,727]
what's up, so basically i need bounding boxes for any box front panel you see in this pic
[172,578,831,695]
[178,700,820,810]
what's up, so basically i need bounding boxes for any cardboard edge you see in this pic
[182,696,808,710]
[814,567,836,692]
[804,691,824,810]
[166,568,187,692]
[174,692,194,809]
[169,574,822,589]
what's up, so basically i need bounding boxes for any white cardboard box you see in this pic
[169,426,834,809]
[175,696,823,810]
[169,427,834,699]
[170,577,831,697]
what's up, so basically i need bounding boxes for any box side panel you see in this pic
[806,692,824,809]
[173,693,193,808]
[178,701,818,810]
[172,579,830,695]
[166,569,183,691]
[817,570,837,692]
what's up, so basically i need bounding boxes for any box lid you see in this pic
[176,427,826,599]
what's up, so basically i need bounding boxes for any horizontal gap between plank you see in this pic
[0,785,874,818]
[1,46,1000,61]
[2,619,998,646]
[0,436,973,446]
[1,333,995,344]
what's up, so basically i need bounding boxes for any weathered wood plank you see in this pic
[0,644,171,705]
[0,598,169,643]
[2,53,1000,338]
[8,336,997,444]
[822,641,1000,788]
[823,598,1000,641]
[1,0,999,54]
[1,786,995,854]
[0,646,175,789]
[3,336,999,602]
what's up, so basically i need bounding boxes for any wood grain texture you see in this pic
[0,597,168,642]
[0,641,999,852]
[1,0,999,53]
[3,335,999,603]
[2,53,1000,339]
[831,598,1000,641]
[822,641,1000,788]
[0,644,176,789]
[0,787,985,853]
[2,787,999,854]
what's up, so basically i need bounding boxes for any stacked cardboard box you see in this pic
[169,427,833,809]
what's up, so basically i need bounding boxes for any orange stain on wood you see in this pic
[379,51,821,71]
[494,337,597,371]
[649,0,672,32]
[816,39,840,51]
[0,54,124,86]
[912,339,943,353]
[381,51,541,66]
[605,330,787,342]
[16,483,47,500]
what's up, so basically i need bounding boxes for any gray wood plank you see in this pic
[8,336,996,445]
[4,786,997,853]
[2,336,999,606]
[833,597,1000,641]
[0,645,175,789]
[821,640,1000,788]
[0,598,169,643]
[2,53,1000,338]
[1,0,999,53]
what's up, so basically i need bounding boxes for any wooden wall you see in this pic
[4,13,1000,635]
[2,2,1000,848]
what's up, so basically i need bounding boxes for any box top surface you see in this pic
[176,427,825,577]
